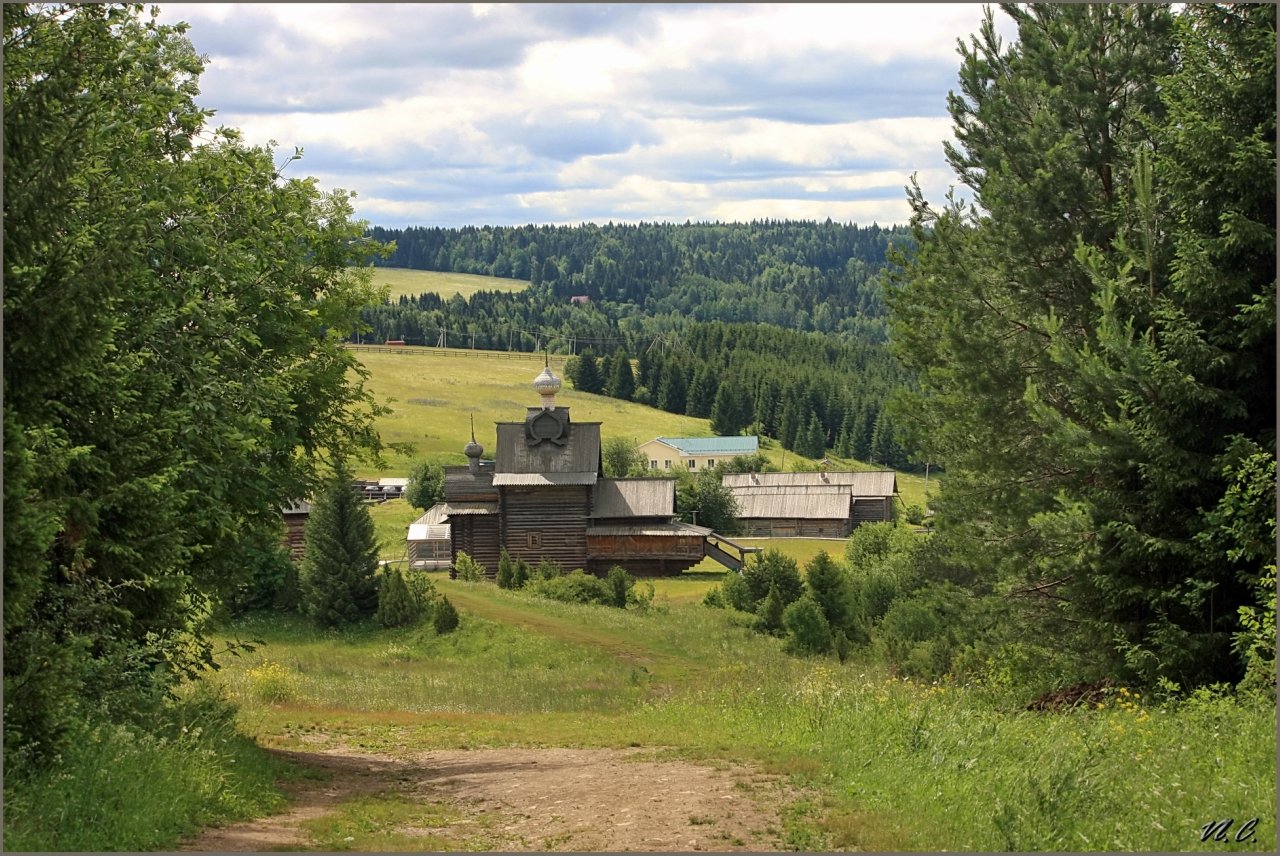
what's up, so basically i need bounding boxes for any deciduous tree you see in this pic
[3,2,388,757]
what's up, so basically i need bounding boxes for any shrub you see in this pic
[905,504,926,525]
[376,567,425,628]
[453,551,484,582]
[246,661,296,704]
[874,583,979,679]
[754,583,787,636]
[605,566,633,609]
[433,595,460,634]
[496,550,517,589]
[404,459,445,511]
[530,570,613,606]
[403,570,437,616]
[274,559,301,613]
[740,550,804,609]
[513,557,532,588]
[702,587,726,608]
[783,595,833,656]
[720,570,754,612]
[228,536,296,616]
[534,557,563,581]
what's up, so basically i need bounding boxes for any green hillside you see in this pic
[370,267,529,301]
[351,346,936,508]
[353,347,717,475]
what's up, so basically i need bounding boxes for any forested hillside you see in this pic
[364,220,909,340]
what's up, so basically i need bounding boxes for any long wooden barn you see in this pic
[414,366,748,578]
[723,470,898,537]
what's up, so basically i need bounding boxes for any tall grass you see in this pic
[209,584,1275,852]
[2,687,296,852]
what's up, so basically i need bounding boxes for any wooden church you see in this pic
[411,364,749,578]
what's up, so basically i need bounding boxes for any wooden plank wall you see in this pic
[501,485,589,569]
[740,518,851,538]
[452,516,501,577]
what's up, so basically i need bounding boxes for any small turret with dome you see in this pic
[464,414,484,473]
[532,354,561,410]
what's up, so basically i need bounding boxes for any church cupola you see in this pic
[532,362,561,410]
[464,415,484,473]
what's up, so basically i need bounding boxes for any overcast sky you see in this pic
[156,3,1017,230]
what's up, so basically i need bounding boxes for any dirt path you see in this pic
[181,745,799,852]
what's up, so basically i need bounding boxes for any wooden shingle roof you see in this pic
[735,491,852,520]
[722,470,897,496]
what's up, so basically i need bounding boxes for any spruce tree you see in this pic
[433,595,460,634]
[656,360,688,414]
[889,4,1274,686]
[302,463,380,627]
[607,347,636,401]
[376,567,421,628]
[572,348,604,394]
[711,382,748,436]
[755,583,787,637]
[804,551,854,635]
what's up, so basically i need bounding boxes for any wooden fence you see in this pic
[344,344,569,363]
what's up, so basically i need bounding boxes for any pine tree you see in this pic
[433,595,460,634]
[301,463,380,627]
[572,348,604,394]
[607,347,636,401]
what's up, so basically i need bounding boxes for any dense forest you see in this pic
[364,220,908,341]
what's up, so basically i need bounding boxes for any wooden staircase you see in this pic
[703,533,762,571]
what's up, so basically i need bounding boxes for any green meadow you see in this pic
[205,581,1274,852]
[353,348,737,474]
[369,267,529,301]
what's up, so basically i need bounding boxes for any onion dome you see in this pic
[533,366,562,397]
[464,414,483,471]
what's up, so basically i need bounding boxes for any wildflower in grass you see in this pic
[247,661,296,703]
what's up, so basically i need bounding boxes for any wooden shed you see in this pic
[723,470,898,535]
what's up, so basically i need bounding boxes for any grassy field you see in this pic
[206,584,1275,852]
[352,348,723,476]
[369,267,529,301]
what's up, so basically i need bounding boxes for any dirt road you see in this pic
[180,745,799,851]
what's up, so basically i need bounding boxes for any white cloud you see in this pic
[155,2,1014,227]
